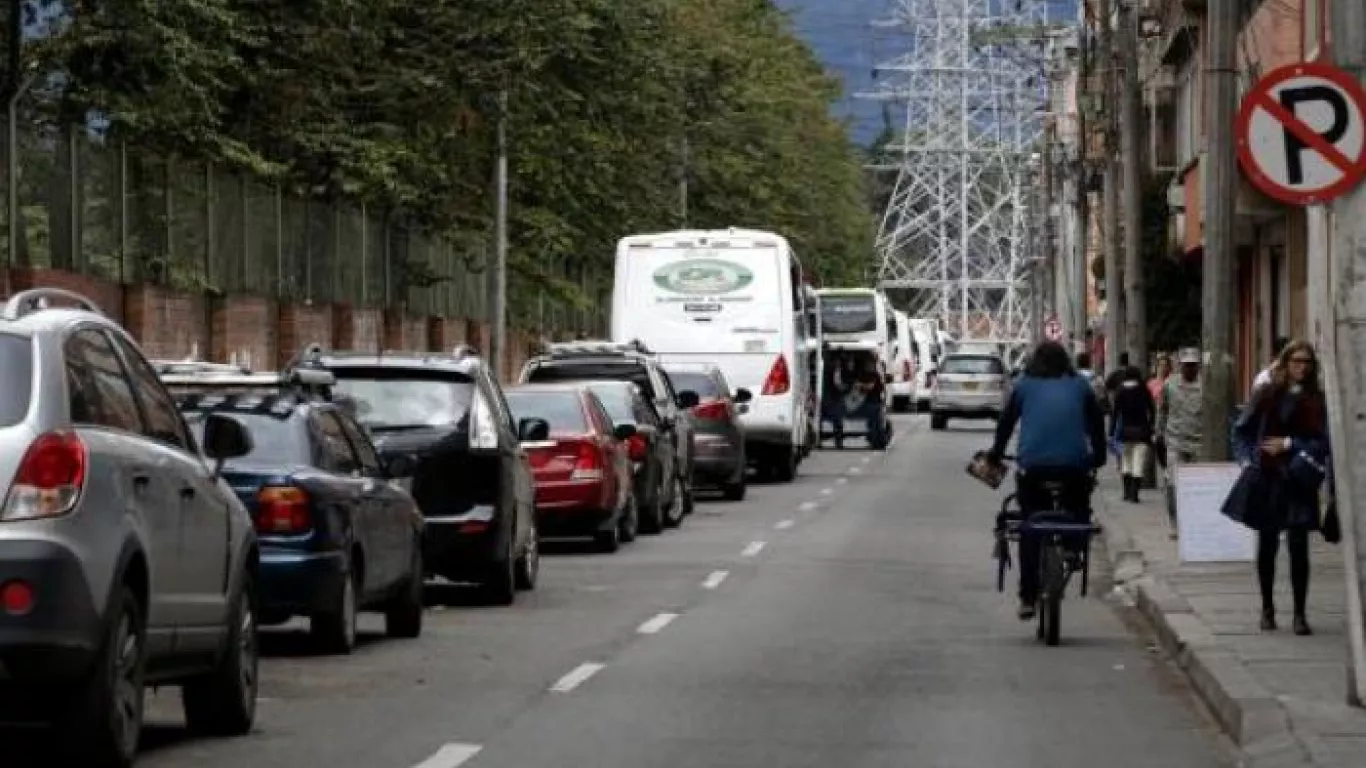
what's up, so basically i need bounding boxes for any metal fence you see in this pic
[3,121,610,335]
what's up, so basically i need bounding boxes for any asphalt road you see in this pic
[28,415,1234,767]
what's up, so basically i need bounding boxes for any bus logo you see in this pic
[653,259,753,295]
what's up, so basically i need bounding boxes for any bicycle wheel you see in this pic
[1039,544,1064,646]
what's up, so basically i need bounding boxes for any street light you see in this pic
[8,62,40,267]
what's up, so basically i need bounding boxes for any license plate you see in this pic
[685,303,721,313]
[743,339,767,353]
[962,382,979,391]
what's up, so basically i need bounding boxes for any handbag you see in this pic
[1286,448,1328,493]
[1321,497,1342,544]
[1221,464,1280,530]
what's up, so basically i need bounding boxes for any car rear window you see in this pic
[181,409,308,466]
[329,368,475,430]
[940,355,1005,375]
[0,333,32,426]
[505,390,589,434]
[666,371,722,399]
[581,383,637,423]
[525,361,656,400]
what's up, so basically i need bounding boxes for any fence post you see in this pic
[204,160,215,289]
[275,185,284,293]
[69,124,82,272]
[116,141,127,284]
[359,201,368,306]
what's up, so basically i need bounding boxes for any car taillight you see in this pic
[256,486,312,535]
[571,441,604,481]
[694,399,729,421]
[762,354,790,396]
[2,431,87,521]
[626,434,648,462]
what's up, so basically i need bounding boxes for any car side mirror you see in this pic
[676,390,700,409]
[202,414,252,477]
[518,417,550,442]
[733,388,753,404]
[613,423,638,441]
[384,452,417,479]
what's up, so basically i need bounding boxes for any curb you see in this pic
[1092,484,1323,768]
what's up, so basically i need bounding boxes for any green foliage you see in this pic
[18,0,874,314]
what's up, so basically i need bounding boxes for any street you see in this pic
[54,416,1229,768]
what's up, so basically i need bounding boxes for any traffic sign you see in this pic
[1236,62,1366,206]
[1043,315,1063,341]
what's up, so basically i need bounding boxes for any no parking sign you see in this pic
[1236,62,1366,206]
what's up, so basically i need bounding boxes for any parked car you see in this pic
[505,384,637,552]
[576,381,679,534]
[302,346,544,606]
[929,352,1011,430]
[519,340,699,524]
[158,362,427,654]
[662,363,751,501]
[0,288,257,767]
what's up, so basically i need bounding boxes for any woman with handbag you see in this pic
[1111,365,1156,502]
[1231,340,1331,636]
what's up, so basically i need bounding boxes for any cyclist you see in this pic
[987,340,1108,620]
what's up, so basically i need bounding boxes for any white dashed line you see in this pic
[799,501,819,512]
[775,519,795,530]
[412,743,483,768]
[847,466,863,475]
[742,541,767,557]
[836,477,849,485]
[861,456,872,464]
[550,662,605,693]
[702,570,729,589]
[637,612,679,635]
[820,488,833,496]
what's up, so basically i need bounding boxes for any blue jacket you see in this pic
[991,374,1107,471]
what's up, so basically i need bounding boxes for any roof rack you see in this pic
[2,288,103,321]
[151,360,253,377]
[158,364,336,399]
[543,339,653,358]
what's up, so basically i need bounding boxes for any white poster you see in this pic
[1176,462,1258,563]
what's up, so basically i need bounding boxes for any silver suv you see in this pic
[0,288,258,768]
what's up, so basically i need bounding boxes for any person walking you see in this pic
[1231,340,1331,636]
[1148,353,1172,406]
[1156,348,1203,536]
[1111,365,1156,502]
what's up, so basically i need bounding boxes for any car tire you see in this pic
[484,530,518,605]
[930,414,947,431]
[595,523,621,553]
[515,521,539,591]
[312,565,359,654]
[56,585,146,768]
[771,448,798,482]
[663,476,685,528]
[681,478,696,517]
[639,486,665,535]
[183,573,259,736]
[619,496,639,543]
[385,549,425,639]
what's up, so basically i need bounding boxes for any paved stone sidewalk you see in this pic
[1093,472,1366,767]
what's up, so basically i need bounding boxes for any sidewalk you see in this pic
[1093,473,1366,768]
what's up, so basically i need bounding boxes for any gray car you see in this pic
[663,363,751,501]
[0,289,258,768]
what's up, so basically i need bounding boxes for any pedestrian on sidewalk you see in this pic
[1148,353,1172,476]
[1232,340,1331,636]
[1111,365,1156,502]
[1252,337,1291,395]
[1157,348,1203,537]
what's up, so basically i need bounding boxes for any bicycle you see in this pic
[988,456,1101,646]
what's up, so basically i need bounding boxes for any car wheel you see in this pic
[619,496,639,543]
[663,476,685,528]
[312,565,359,654]
[930,414,947,431]
[595,522,621,553]
[485,531,518,605]
[183,572,259,736]
[721,476,747,501]
[57,585,146,768]
[639,484,665,535]
[681,478,696,517]
[771,448,798,482]
[515,522,539,590]
[385,548,425,639]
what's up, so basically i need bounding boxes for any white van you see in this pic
[610,228,813,482]
[908,318,939,412]
[816,288,892,367]
[888,308,916,412]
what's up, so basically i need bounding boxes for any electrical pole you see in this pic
[1326,0,1366,707]
[1119,0,1146,369]
[1098,0,1124,373]
[1042,124,1058,326]
[1199,0,1236,462]
[490,88,509,381]
[1073,29,1091,350]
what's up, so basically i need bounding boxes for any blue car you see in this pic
[159,363,426,655]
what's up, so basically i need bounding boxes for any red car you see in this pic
[504,383,639,552]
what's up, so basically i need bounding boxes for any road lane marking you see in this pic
[847,466,863,475]
[861,457,872,464]
[412,743,482,768]
[798,501,818,512]
[551,662,605,693]
[637,612,679,635]
[742,541,767,557]
[775,519,795,530]
[702,570,729,589]
[836,477,849,485]
[820,488,833,496]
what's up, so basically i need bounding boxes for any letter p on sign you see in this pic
[1237,62,1366,206]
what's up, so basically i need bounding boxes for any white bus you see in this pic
[815,288,892,366]
[610,228,815,482]
[888,308,916,412]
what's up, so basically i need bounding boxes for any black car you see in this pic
[518,340,699,525]
[578,380,678,534]
[160,364,427,654]
[300,346,547,606]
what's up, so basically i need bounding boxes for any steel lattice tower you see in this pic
[861,0,1054,348]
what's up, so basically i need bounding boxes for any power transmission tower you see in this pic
[861,0,1056,358]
